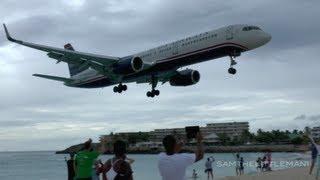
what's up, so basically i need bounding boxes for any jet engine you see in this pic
[113,56,144,74]
[169,69,200,86]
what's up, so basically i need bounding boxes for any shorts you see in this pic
[205,168,213,173]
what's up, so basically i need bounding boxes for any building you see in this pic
[131,142,162,149]
[100,122,249,145]
[99,131,149,146]
[149,122,249,142]
[311,126,320,140]
[204,122,249,139]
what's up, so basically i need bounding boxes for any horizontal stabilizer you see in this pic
[33,74,73,83]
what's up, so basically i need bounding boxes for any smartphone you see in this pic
[185,126,200,139]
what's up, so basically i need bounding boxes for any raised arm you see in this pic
[308,134,316,145]
[195,132,204,162]
[99,139,107,154]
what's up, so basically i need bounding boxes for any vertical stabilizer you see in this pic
[64,43,83,76]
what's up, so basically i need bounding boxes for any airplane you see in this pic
[3,24,271,98]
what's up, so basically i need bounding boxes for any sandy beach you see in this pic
[221,167,316,180]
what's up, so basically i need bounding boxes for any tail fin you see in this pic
[64,43,85,76]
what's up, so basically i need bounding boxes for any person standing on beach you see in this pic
[256,157,262,173]
[264,150,272,171]
[158,133,204,180]
[65,153,75,180]
[233,153,241,176]
[308,134,320,180]
[74,138,106,180]
[310,141,319,175]
[104,140,134,180]
[204,156,215,180]
[239,157,244,175]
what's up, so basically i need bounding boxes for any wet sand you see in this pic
[220,167,316,180]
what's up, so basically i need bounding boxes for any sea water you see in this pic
[0,151,310,180]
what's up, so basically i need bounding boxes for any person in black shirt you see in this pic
[65,153,75,180]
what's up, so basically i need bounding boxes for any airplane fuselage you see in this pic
[68,24,271,88]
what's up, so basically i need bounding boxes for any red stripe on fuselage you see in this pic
[74,42,248,86]
[156,42,248,63]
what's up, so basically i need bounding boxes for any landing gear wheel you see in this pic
[113,84,127,93]
[146,75,160,98]
[122,85,127,91]
[228,55,238,75]
[113,86,119,93]
[153,90,160,96]
[228,67,237,75]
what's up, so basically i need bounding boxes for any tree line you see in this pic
[217,129,309,146]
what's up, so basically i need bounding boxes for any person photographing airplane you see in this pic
[158,131,204,180]
[74,138,106,180]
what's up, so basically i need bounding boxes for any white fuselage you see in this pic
[70,24,271,86]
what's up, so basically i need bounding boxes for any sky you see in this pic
[0,0,319,151]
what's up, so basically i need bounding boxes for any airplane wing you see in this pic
[3,24,120,74]
[33,74,73,83]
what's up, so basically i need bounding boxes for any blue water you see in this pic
[0,151,310,180]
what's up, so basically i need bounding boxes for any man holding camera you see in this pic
[158,131,204,180]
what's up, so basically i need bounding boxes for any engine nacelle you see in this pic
[169,69,200,86]
[113,56,144,74]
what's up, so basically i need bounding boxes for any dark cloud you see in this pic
[294,114,307,121]
[0,0,320,151]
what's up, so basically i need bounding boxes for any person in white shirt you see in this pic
[205,156,215,180]
[308,134,320,180]
[158,133,204,180]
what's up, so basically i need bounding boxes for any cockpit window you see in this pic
[242,26,261,31]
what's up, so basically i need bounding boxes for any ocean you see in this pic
[0,151,310,180]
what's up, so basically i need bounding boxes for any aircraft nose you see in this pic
[262,32,272,44]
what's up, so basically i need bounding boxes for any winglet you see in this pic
[3,23,21,43]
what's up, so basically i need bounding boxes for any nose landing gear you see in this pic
[228,56,237,75]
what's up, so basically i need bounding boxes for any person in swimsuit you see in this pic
[103,140,134,180]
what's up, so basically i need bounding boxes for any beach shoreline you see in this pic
[219,167,315,180]
[56,144,309,154]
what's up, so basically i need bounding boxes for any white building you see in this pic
[312,127,320,140]
[132,142,162,149]
[203,133,220,144]
[149,122,249,142]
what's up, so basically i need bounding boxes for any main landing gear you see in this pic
[113,83,127,93]
[228,56,237,75]
[146,75,160,98]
